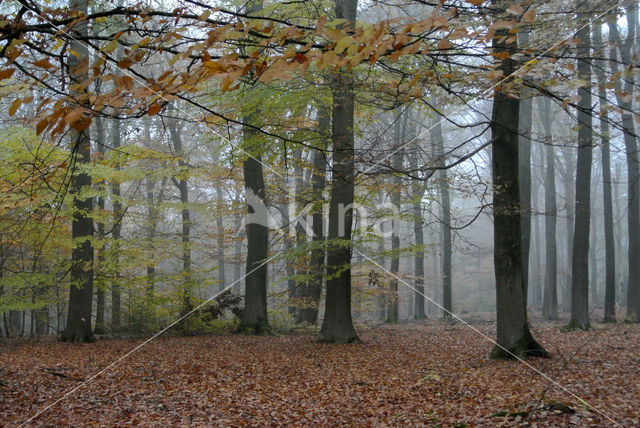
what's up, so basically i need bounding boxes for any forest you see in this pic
[0,0,639,426]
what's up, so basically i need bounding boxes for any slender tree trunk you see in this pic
[489,4,546,358]
[296,104,328,325]
[409,117,426,319]
[593,23,616,322]
[430,112,452,318]
[562,147,575,312]
[319,0,359,343]
[539,97,558,320]
[519,30,533,302]
[568,3,593,330]
[60,0,94,342]
[609,10,640,321]
[110,117,122,332]
[216,186,226,292]
[387,112,405,324]
[168,121,193,318]
[94,114,106,335]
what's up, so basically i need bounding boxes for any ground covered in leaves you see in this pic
[1,320,638,427]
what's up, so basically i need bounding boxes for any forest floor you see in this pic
[0,319,638,427]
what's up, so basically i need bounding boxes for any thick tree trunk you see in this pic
[489,6,546,358]
[539,97,558,320]
[593,23,616,322]
[60,0,94,343]
[568,5,592,330]
[319,0,359,343]
[609,11,640,321]
[240,132,270,334]
[296,105,328,325]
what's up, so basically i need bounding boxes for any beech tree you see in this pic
[59,0,95,343]
[489,0,546,359]
[319,0,359,343]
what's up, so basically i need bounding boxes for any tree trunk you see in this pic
[319,0,359,343]
[561,147,575,312]
[60,0,94,342]
[430,111,452,318]
[539,97,558,320]
[386,111,405,324]
[110,117,122,332]
[409,116,426,319]
[609,10,640,321]
[169,121,193,318]
[94,114,106,335]
[519,30,533,302]
[296,104,328,325]
[216,186,226,292]
[489,5,546,358]
[593,23,616,322]
[568,4,593,330]
[240,129,270,334]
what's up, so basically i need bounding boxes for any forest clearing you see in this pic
[1,320,638,426]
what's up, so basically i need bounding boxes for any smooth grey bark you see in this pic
[568,5,592,330]
[409,116,426,319]
[216,186,226,292]
[94,114,106,334]
[145,177,157,298]
[593,23,616,322]
[531,172,543,309]
[430,111,452,318]
[296,105,329,325]
[489,8,546,358]
[60,0,94,342]
[168,121,193,317]
[386,111,405,324]
[110,116,122,331]
[519,30,533,302]
[609,11,640,321]
[319,0,359,343]
[539,97,558,320]
[561,147,575,312]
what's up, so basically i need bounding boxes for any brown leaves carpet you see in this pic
[1,321,638,427]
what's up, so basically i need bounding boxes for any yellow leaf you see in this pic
[506,5,523,15]
[437,38,452,50]
[9,99,22,116]
[64,109,83,124]
[324,27,344,41]
[523,8,536,23]
[33,58,54,69]
[199,10,211,21]
[147,103,162,116]
[36,118,49,136]
[103,39,119,53]
[0,68,15,80]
